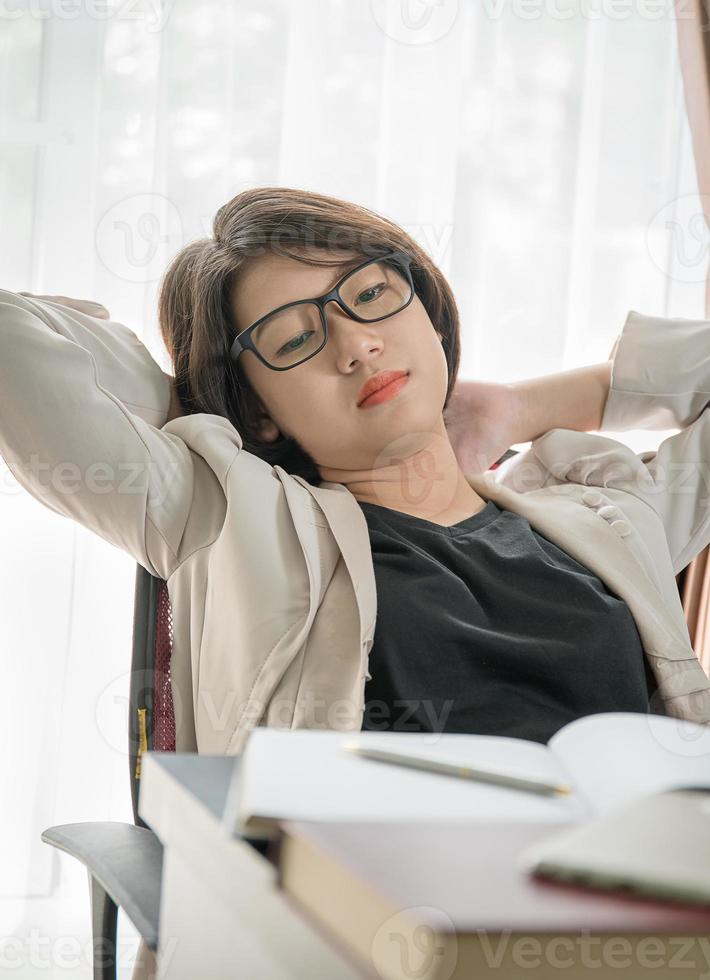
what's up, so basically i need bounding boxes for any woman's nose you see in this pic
[325,303,384,363]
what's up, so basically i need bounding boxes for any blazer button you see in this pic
[598,504,620,520]
[582,490,603,507]
[609,519,632,538]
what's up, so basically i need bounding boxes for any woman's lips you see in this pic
[358,373,410,408]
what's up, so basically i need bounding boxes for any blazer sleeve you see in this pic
[0,289,196,580]
[599,309,710,572]
[600,309,710,431]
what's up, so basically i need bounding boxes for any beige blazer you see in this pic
[1,289,709,754]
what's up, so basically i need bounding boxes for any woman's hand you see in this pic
[443,379,520,475]
[444,362,613,475]
[18,292,111,320]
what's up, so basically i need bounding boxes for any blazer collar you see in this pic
[276,469,378,649]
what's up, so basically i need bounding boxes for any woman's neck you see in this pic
[318,421,488,524]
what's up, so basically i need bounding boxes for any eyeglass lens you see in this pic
[251,258,412,368]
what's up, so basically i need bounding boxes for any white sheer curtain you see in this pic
[0,1,704,975]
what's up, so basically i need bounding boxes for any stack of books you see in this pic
[220,711,710,979]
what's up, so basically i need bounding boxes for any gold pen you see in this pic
[341,741,572,797]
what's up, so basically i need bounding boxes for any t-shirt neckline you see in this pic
[357,498,502,536]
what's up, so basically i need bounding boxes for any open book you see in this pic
[221,711,710,841]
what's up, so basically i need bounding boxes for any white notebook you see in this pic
[221,712,710,840]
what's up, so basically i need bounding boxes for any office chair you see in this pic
[41,565,174,979]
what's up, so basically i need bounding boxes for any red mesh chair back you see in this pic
[129,567,175,828]
[152,580,176,752]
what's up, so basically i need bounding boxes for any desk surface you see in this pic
[139,752,272,858]
[143,752,237,820]
[138,751,368,979]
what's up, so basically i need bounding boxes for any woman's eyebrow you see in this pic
[320,257,367,293]
[264,256,367,314]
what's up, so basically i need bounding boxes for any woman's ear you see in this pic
[258,412,281,443]
[254,397,283,442]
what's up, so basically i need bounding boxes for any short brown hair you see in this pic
[158,186,461,485]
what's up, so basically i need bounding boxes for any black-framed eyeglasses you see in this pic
[229,249,415,371]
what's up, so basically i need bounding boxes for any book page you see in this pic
[548,711,710,815]
[230,728,591,838]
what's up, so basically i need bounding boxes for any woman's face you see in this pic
[230,247,449,476]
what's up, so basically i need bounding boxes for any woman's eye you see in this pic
[354,283,386,306]
[277,331,313,356]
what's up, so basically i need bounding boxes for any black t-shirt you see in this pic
[357,498,657,744]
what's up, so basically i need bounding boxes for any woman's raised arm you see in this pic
[0,289,201,579]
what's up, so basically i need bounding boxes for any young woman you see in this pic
[3,186,709,761]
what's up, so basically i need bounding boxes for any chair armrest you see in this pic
[41,821,163,950]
